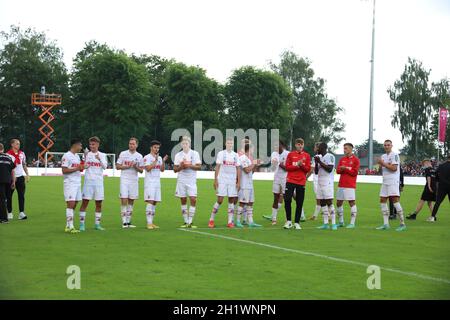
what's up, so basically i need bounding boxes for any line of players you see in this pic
[61,135,406,233]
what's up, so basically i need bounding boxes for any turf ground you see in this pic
[0,176,449,300]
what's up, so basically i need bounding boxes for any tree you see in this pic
[388,57,434,159]
[163,62,225,148]
[270,50,345,152]
[0,25,69,157]
[224,66,292,142]
[355,139,385,158]
[70,43,156,154]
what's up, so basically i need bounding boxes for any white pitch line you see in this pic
[179,228,450,285]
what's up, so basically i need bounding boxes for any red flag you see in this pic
[439,107,448,143]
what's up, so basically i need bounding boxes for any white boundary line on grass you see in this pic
[179,228,450,285]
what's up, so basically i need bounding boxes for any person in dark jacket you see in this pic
[427,155,450,222]
[0,143,16,223]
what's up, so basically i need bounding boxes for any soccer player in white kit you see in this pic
[174,136,202,228]
[143,140,168,230]
[263,140,289,225]
[307,142,322,221]
[116,137,144,228]
[376,140,407,231]
[78,136,108,231]
[61,139,84,234]
[237,143,262,228]
[208,138,241,228]
[314,142,337,231]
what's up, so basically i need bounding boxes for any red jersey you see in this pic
[285,150,311,186]
[336,154,360,188]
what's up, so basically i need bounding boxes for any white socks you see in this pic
[350,205,357,225]
[271,202,282,221]
[322,206,329,225]
[66,208,74,228]
[146,204,155,224]
[381,203,389,225]
[181,204,188,224]
[121,205,127,224]
[188,206,196,224]
[313,205,321,217]
[227,204,234,224]
[126,204,133,223]
[95,212,102,225]
[337,206,344,224]
[329,205,336,225]
[79,211,86,224]
[237,206,244,223]
[394,202,405,224]
[210,202,220,221]
[247,206,254,224]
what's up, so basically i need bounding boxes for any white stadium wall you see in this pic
[27,168,426,186]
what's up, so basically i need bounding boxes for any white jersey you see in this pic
[216,150,240,185]
[317,153,335,186]
[381,152,400,185]
[8,151,26,177]
[271,150,289,183]
[61,151,81,185]
[174,149,201,185]
[239,153,254,189]
[83,151,107,184]
[311,156,318,184]
[143,153,163,186]
[117,150,144,184]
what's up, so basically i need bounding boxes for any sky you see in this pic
[1,0,449,153]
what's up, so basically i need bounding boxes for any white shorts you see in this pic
[217,183,238,197]
[144,185,161,202]
[379,184,400,198]
[82,183,104,201]
[175,181,197,198]
[272,180,286,194]
[120,182,139,199]
[239,188,255,203]
[64,183,82,202]
[336,187,356,201]
[313,180,319,197]
[316,183,334,200]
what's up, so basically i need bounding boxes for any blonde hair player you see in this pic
[116,137,144,228]
[208,138,241,228]
[376,140,406,231]
[173,136,202,228]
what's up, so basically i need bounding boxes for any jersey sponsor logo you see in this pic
[123,160,137,166]
[86,161,102,167]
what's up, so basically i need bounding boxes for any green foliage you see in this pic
[224,66,292,140]
[270,51,345,152]
[0,25,69,156]
[70,42,157,153]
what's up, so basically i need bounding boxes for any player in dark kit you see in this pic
[427,155,450,222]
[406,159,436,220]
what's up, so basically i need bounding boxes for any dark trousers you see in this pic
[6,176,25,213]
[0,183,9,221]
[284,182,305,223]
[431,184,450,218]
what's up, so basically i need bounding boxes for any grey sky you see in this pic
[1,0,449,153]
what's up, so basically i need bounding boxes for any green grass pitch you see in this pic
[1,176,449,299]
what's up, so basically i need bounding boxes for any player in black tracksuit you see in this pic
[406,159,436,220]
[429,155,450,222]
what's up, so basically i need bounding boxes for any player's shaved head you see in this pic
[318,142,328,154]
